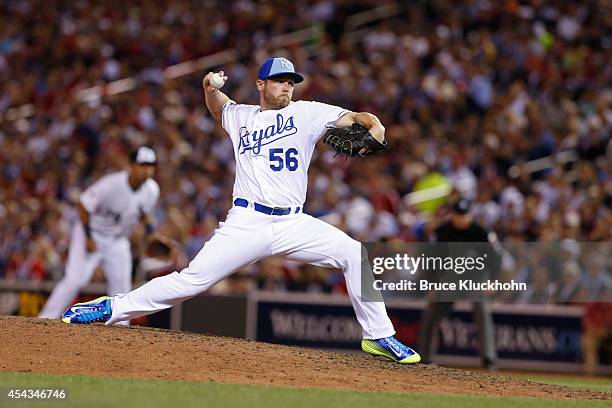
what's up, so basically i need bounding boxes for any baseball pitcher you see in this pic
[62,58,420,364]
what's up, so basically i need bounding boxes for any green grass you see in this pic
[0,372,608,408]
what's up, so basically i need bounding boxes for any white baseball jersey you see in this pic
[80,170,160,238]
[106,100,397,340]
[222,100,348,207]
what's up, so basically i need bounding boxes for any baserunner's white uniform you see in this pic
[108,100,395,339]
[39,171,159,319]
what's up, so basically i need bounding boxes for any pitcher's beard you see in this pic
[264,93,290,109]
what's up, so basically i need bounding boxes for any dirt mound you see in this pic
[0,316,609,400]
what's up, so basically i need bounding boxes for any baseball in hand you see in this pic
[210,73,225,89]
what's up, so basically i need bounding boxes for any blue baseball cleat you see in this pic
[62,296,113,324]
[361,336,421,364]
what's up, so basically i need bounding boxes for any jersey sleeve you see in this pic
[79,175,114,213]
[306,101,350,142]
[222,101,255,146]
[220,100,234,131]
[221,100,240,137]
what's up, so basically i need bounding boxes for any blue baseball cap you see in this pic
[258,57,304,83]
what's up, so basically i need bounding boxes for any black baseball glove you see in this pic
[322,123,388,157]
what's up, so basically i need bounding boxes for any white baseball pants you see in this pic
[38,222,132,320]
[108,206,395,339]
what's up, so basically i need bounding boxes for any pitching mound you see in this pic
[0,316,609,401]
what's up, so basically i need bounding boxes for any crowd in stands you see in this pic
[0,0,609,304]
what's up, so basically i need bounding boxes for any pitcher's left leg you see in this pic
[273,214,419,363]
[272,214,394,339]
